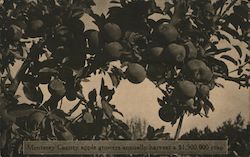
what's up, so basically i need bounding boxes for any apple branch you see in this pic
[6,66,14,82]
[229,61,250,74]
[174,114,184,140]
[214,72,250,87]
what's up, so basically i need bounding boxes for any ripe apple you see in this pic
[7,24,23,41]
[186,59,213,82]
[159,106,177,122]
[48,79,66,97]
[103,23,122,42]
[176,80,197,98]
[103,42,123,60]
[198,84,210,98]
[126,63,147,84]
[147,46,164,62]
[165,43,186,62]
[156,24,179,43]
[185,41,197,59]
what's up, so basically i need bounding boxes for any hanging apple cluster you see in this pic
[81,0,223,124]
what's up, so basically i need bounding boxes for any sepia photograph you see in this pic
[0,0,249,156]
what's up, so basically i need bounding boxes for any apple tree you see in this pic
[0,0,249,156]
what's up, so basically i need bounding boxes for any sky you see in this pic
[14,0,250,137]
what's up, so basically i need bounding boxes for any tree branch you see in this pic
[6,65,14,82]
[174,114,184,140]
[214,72,249,87]
[229,61,249,74]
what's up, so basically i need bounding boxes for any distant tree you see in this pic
[126,117,170,140]
[181,114,250,156]
[126,117,147,139]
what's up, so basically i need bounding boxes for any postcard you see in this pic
[0,0,249,156]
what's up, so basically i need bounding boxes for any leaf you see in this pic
[206,56,229,75]
[113,108,124,117]
[222,26,239,38]
[52,109,70,118]
[157,98,165,106]
[213,0,226,13]
[110,0,120,4]
[221,55,238,65]
[39,59,59,69]
[88,89,97,102]
[206,43,217,53]
[71,9,85,19]
[83,112,94,124]
[206,45,231,56]
[120,0,127,7]
[20,74,37,84]
[212,48,231,55]
[36,87,44,103]
[100,78,115,101]
[48,111,67,123]
[108,72,120,88]
[154,126,165,135]
[216,31,230,43]
[203,98,215,112]
[156,19,171,26]
[202,103,210,117]
[39,67,58,74]
[114,119,129,130]
[146,125,155,139]
[23,82,43,103]
[233,45,242,58]
[244,54,250,63]
[107,6,123,17]
[101,99,113,118]
[163,2,174,14]
[156,77,167,86]
[215,82,224,88]
[237,68,243,75]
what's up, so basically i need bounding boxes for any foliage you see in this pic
[0,0,249,156]
[126,117,170,140]
[181,114,250,157]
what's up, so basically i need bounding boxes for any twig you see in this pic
[72,113,83,124]
[214,72,249,86]
[174,114,184,140]
[6,65,14,82]
[68,100,83,116]
[76,92,88,103]
[229,61,249,74]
